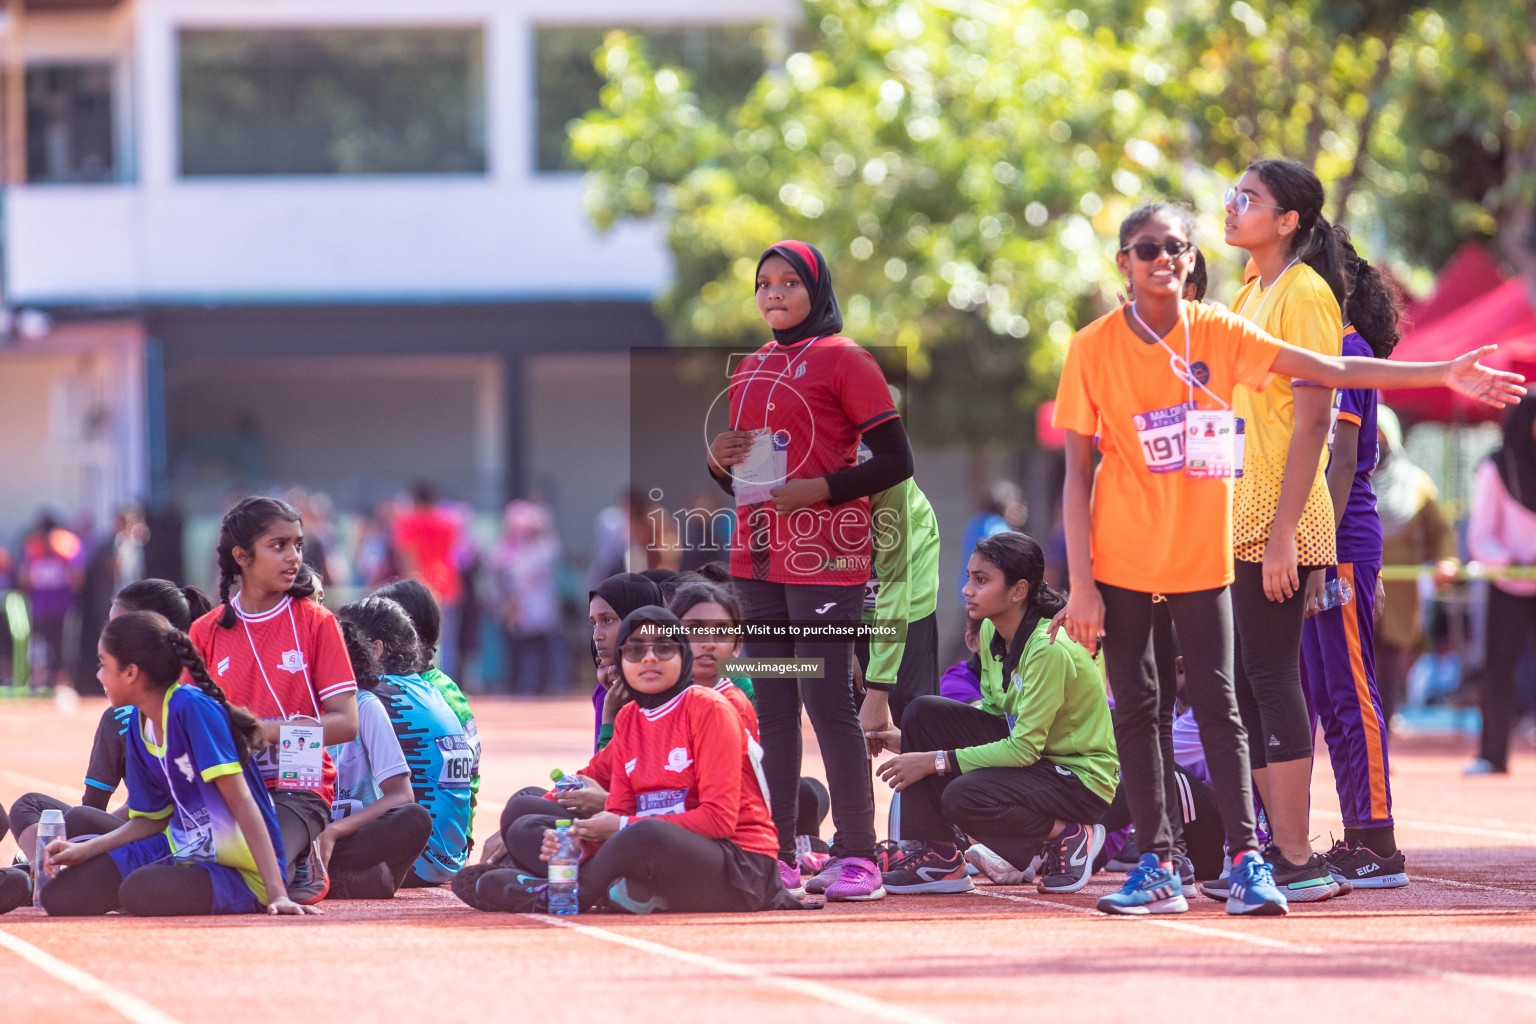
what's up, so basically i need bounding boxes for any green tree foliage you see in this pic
[569,0,1533,443]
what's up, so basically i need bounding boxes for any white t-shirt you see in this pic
[327,690,410,822]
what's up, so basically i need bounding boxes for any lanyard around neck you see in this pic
[1128,301,1229,412]
[731,337,821,432]
[1236,257,1301,324]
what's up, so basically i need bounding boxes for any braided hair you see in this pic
[214,496,315,629]
[101,611,268,763]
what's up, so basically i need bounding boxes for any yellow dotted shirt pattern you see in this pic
[1230,264,1342,566]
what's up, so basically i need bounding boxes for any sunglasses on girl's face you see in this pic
[620,639,682,662]
[1223,188,1286,216]
[1119,240,1193,262]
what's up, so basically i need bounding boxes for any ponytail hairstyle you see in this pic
[1337,232,1403,359]
[213,497,314,629]
[338,619,382,692]
[371,578,440,673]
[972,531,1068,622]
[336,597,421,677]
[669,582,745,634]
[1247,158,1346,304]
[114,578,214,633]
[101,611,267,762]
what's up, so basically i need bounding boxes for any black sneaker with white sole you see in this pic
[1325,841,1409,889]
[1038,823,1106,893]
[1265,848,1340,902]
[880,844,974,894]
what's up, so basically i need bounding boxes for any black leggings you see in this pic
[1232,559,1317,768]
[328,803,434,896]
[42,857,215,917]
[576,819,776,912]
[734,578,876,862]
[1098,583,1257,860]
[8,793,71,839]
[1479,586,1536,771]
[896,696,1109,870]
[1101,767,1225,879]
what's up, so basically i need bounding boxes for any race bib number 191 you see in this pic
[1133,404,1188,473]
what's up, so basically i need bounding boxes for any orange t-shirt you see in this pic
[1052,302,1285,593]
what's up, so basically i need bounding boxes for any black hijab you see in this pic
[1495,396,1536,514]
[590,573,664,622]
[757,240,843,346]
[614,606,693,710]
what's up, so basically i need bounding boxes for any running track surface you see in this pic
[2,696,1532,1024]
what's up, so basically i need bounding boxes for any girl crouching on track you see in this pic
[474,607,798,914]
[871,532,1117,897]
[40,612,311,917]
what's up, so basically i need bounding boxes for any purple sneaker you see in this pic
[821,856,886,902]
[778,859,806,899]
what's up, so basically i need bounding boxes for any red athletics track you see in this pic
[2,696,1533,1024]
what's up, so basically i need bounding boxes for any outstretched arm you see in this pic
[1270,345,1525,409]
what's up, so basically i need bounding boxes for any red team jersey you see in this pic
[603,686,777,858]
[190,596,357,804]
[727,335,900,586]
[714,680,759,742]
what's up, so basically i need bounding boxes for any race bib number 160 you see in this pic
[1133,404,1188,474]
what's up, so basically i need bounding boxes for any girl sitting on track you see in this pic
[870,531,1118,898]
[1053,200,1521,916]
[319,621,433,899]
[370,579,481,800]
[336,598,473,887]
[39,611,311,917]
[7,579,215,871]
[190,496,359,904]
[473,606,798,914]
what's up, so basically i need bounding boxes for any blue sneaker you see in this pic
[1226,850,1288,916]
[1095,853,1188,915]
[607,877,668,914]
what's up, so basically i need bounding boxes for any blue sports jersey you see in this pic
[121,684,286,904]
[373,674,474,882]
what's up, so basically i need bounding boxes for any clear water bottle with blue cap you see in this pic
[548,819,580,915]
[32,809,66,909]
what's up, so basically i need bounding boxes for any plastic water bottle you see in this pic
[1318,577,1355,612]
[547,819,580,915]
[33,809,66,909]
[550,769,585,793]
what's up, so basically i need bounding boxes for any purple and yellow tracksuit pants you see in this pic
[1300,561,1393,829]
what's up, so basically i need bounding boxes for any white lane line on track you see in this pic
[0,768,78,796]
[969,890,1536,1000]
[0,927,186,1024]
[1310,809,1536,843]
[526,914,958,1024]
[1415,875,1536,897]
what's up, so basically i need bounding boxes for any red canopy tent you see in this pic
[1400,242,1507,330]
[1383,276,1536,421]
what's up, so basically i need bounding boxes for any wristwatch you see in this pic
[934,750,946,775]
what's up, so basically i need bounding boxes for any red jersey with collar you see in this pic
[603,686,777,857]
[190,595,357,803]
[714,680,759,741]
[727,335,900,585]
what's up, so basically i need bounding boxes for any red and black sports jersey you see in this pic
[727,335,900,586]
[603,686,777,858]
[190,596,356,804]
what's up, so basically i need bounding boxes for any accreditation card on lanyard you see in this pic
[1130,303,1235,479]
[731,338,818,505]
